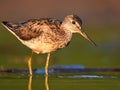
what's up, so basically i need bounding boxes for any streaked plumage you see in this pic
[1,14,96,75]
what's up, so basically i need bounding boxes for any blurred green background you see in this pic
[0,1,120,90]
[0,0,120,69]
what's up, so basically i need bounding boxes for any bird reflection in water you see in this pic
[28,75,49,90]
[28,76,32,90]
[45,75,49,90]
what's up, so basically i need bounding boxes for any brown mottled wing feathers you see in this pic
[15,20,44,40]
[2,19,62,40]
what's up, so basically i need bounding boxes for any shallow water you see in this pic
[0,66,120,90]
[0,73,120,90]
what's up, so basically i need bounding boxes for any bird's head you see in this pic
[62,14,97,46]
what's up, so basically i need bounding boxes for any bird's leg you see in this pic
[28,51,34,76]
[45,53,51,76]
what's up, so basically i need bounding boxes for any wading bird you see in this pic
[2,14,96,76]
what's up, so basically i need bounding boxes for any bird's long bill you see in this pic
[78,30,97,46]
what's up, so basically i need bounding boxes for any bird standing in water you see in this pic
[2,14,96,76]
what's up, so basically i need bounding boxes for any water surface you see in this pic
[0,72,120,90]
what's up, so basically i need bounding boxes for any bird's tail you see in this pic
[1,21,19,30]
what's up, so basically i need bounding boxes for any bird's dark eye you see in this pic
[72,21,76,24]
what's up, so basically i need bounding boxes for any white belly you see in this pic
[22,40,60,54]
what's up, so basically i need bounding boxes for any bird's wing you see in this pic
[2,18,62,41]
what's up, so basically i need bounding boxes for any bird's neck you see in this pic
[60,25,72,43]
[60,22,72,36]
